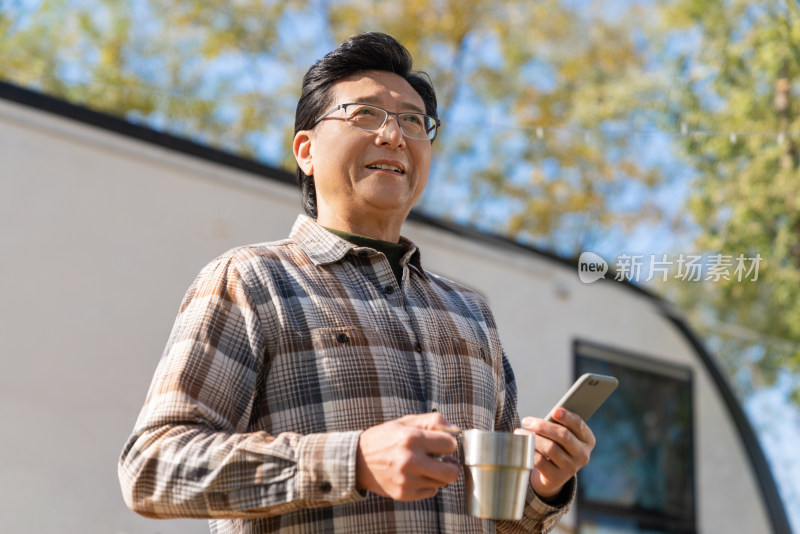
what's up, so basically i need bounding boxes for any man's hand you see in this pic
[356,413,461,501]
[515,408,596,500]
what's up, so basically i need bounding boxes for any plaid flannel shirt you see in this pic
[118,215,572,533]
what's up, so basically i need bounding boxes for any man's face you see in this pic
[295,70,432,228]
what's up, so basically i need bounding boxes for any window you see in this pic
[574,341,696,534]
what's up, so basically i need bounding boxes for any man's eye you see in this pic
[402,114,424,126]
[353,107,379,117]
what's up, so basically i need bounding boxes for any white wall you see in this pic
[0,97,772,533]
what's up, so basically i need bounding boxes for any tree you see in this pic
[654,0,800,401]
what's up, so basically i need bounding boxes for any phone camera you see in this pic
[588,379,598,386]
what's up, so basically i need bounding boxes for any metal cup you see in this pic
[462,429,535,520]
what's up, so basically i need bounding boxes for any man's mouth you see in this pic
[366,163,405,174]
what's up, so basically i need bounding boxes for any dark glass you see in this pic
[575,347,696,534]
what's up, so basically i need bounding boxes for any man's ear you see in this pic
[293,130,314,176]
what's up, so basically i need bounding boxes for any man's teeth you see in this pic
[367,164,404,173]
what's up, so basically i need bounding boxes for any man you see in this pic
[119,32,595,534]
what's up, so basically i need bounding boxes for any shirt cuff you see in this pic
[518,477,576,532]
[296,430,367,505]
[535,476,575,508]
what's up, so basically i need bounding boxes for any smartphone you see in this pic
[545,373,618,423]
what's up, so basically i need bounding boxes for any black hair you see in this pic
[293,32,438,219]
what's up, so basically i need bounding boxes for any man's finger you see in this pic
[546,409,595,446]
[522,414,590,450]
[534,433,569,467]
[412,429,458,456]
[415,455,461,485]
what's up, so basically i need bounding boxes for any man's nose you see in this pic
[375,116,407,148]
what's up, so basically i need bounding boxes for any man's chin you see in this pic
[362,198,413,217]
[359,186,416,210]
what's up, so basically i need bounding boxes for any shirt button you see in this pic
[384,285,395,295]
[414,342,422,353]
[358,250,369,257]
[480,348,487,361]
[431,408,438,413]
[320,481,332,493]
[336,333,349,343]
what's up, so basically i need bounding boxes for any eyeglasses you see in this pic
[313,103,440,141]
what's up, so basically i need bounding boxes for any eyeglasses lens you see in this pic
[345,105,435,140]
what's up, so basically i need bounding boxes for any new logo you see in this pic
[578,252,608,284]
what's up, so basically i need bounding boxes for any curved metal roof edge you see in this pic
[1,78,791,532]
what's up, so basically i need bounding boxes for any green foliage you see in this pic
[655,0,800,401]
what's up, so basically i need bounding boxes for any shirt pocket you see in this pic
[440,336,496,432]
[308,326,423,428]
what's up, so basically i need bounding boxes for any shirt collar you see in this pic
[290,214,428,278]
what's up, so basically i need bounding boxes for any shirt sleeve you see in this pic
[495,350,575,533]
[117,255,366,519]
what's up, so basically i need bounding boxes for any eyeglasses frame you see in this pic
[312,102,441,141]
